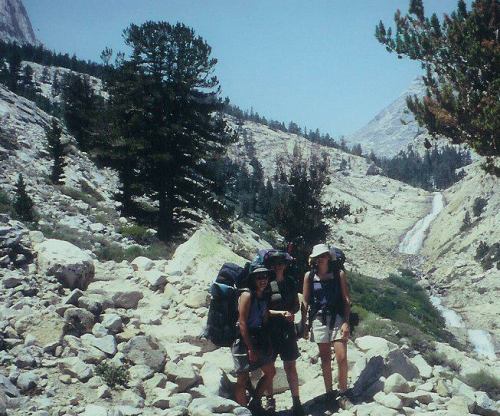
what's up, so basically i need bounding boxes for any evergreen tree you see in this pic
[45,118,66,184]
[13,174,35,222]
[376,0,499,160]
[20,65,35,92]
[61,73,102,151]
[104,21,234,239]
[7,48,21,92]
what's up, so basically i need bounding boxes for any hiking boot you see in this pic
[248,397,268,416]
[263,396,276,415]
[337,393,354,410]
[292,402,305,416]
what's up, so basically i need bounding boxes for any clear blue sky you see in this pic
[24,0,460,137]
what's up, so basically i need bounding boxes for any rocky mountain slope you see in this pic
[344,78,429,157]
[0,0,37,45]
[1,218,499,416]
[421,163,500,343]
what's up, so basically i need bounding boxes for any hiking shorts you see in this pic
[271,326,300,362]
[310,313,345,343]
[231,337,274,374]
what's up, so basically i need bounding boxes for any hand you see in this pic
[248,349,258,363]
[282,311,294,322]
[341,322,350,340]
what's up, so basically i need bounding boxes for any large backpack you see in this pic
[205,262,250,347]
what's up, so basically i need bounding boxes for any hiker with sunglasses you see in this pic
[302,243,353,410]
[263,251,304,416]
[232,266,276,414]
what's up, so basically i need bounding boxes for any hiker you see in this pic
[302,243,352,409]
[232,266,276,414]
[265,251,304,416]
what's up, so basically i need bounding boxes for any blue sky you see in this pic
[24,0,460,137]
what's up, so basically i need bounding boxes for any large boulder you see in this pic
[14,312,65,348]
[122,336,167,372]
[36,239,94,290]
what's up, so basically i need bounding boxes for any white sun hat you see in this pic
[309,243,330,259]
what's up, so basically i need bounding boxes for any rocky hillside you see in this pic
[227,117,433,279]
[1,217,499,416]
[422,163,500,342]
[0,0,37,45]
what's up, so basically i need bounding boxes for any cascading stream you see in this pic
[399,192,496,360]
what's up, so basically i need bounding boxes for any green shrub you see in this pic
[460,211,472,231]
[349,271,451,343]
[119,224,151,244]
[96,241,174,262]
[0,189,12,214]
[95,362,129,388]
[475,241,490,261]
[462,370,500,400]
[479,242,500,271]
[423,350,447,366]
[59,186,99,208]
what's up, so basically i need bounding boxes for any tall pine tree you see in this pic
[46,118,66,185]
[104,22,234,239]
[13,174,35,222]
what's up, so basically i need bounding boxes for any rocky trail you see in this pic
[1,214,499,416]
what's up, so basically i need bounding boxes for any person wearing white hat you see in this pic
[302,243,352,410]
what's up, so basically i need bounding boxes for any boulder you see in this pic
[447,395,472,415]
[122,336,167,372]
[353,402,399,416]
[101,313,123,333]
[165,361,200,392]
[383,373,411,394]
[0,389,6,416]
[355,336,397,356]
[199,363,231,398]
[131,256,154,272]
[58,357,93,381]
[140,270,167,290]
[475,391,499,416]
[81,334,117,355]
[184,291,209,309]
[0,374,19,397]
[16,371,39,392]
[14,312,64,348]
[373,391,404,410]
[383,350,419,381]
[187,397,239,415]
[410,354,432,379]
[63,308,95,336]
[36,239,94,289]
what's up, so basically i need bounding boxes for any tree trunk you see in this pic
[158,191,173,241]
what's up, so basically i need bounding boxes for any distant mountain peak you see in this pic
[346,78,427,156]
[0,0,38,45]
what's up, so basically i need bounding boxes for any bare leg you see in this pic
[284,360,300,398]
[318,342,333,393]
[235,372,250,406]
[254,362,276,401]
[334,340,348,392]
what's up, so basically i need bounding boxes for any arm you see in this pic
[339,269,351,339]
[238,292,255,357]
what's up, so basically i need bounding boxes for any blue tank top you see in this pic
[311,273,342,315]
[247,296,267,329]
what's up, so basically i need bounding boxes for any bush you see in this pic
[472,197,487,217]
[475,241,490,261]
[460,211,472,231]
[95,241,174,262]
[479,242,500,271]
[0,189,12,214]
[59,186,99,208]
[462,370,500,400]
[119,224,152,245]
[95,362,129,388]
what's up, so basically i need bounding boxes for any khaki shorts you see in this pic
[310,313,345,343]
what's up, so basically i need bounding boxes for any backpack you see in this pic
[205,262,250,347]
[308,246,346,326]
[251,248,293,271]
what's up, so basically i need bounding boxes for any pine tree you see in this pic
[13,174,35,222]
[20,65,35,92]
[7,49,22,92]
[46,118,66,184]
[103,21,234,239]
[376,0,499,160]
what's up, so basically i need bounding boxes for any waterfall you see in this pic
[399,193,496,360]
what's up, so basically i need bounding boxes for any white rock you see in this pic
[373,391,404,410]
[58,357,93,381]
[188,396,239,415]
[81,334,117,355]
[16,371,39,392]
[131,256,154,272]
[122,336,166,372]
[354,402,399,416]
[81,404,108,416]
[184,291,209,309]
[410,354,433,379]
[447,396,472,415]
[140,270,167,290]
[165,361,200,392]
[355,336,397,356]
[101,313,123,333]
[383,373,411,394]
[199,363,231,398]
[36,239,94,290]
